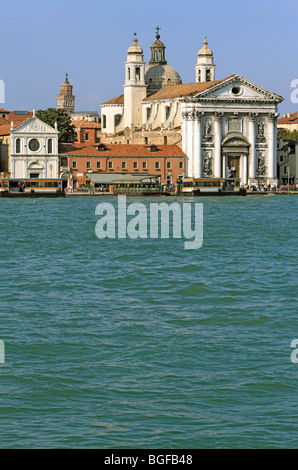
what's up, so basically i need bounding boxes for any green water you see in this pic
[1,195,298,449]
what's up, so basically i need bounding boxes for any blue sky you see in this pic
[1,0,297,115]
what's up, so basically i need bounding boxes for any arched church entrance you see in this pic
[222,133,250,184]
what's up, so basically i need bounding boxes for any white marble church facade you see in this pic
[100,31,283,185]
[181,75,282,185]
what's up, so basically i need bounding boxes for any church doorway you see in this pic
[227,155,240,179]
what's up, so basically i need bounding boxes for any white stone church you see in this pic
[100,29,283,185]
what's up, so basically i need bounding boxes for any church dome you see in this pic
[145,28,182,96]
[198,37,213,57]
[145,64,182,96]
[127,33,143,54]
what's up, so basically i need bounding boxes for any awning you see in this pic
[86,173,159,184]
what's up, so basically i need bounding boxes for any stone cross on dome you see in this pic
[155,25,161,39]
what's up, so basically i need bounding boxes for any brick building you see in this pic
[59,142,186,188]
[71,120,102,144]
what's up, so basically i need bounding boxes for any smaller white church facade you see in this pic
[10,116,59,179]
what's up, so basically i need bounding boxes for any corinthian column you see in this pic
[193,113,202,178]
[267,114,275,180]
[248,113,257,179]
[214,113,222,177]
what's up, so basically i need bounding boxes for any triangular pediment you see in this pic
[11,116,58,135]
[196,75,283,103]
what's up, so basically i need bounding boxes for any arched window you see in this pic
[198,70,201,82]
[102,115,106,129]
[206,69,211,81]
[165,106,171,120]
[114,114,121,127]
[61,156,68,167]
[16,138,20,153]
[136,67,140,81]
[146,108,151,121]
[127,67,131,81]
[47,139,52,153]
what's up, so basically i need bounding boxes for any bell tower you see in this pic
[123,33,147,131]
[195,37,215,83]
[57,73,75,113]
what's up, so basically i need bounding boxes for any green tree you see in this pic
[36,108,76,143]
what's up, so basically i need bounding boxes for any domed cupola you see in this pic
[195,37,215,83]
[145,27,182,97]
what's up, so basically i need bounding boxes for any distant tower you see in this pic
[57,73,75,113]
[195,37,215,83]
[123,33,147,130]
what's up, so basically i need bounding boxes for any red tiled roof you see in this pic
[278,112,298,124]
[71,120,101,129]
[0,124,11,136]
[59,142,185,157]
[143,75,237,101]
[101,94,124,105]
[0,108,9,113]
[0,117,10,126]
[7,111,33,123]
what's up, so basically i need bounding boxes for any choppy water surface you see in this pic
[1,194,298,449]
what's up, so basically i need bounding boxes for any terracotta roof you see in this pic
[59,142,185,157]
[0,124,11,136]
[278,112,298,124]
[0,117,10,126]
[0,108,9,113]
[143,75,237,101]
[71,120,101,129]
[101,94,124,105]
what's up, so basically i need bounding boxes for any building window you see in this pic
[167,161,171,169]
[114,114,121,127]
[284,167,287,174]
[133,161,138,169]
[102,115,106,129]
[85,133,89,141]
[47,139,52,153]
[142,161,147,169]
[16,138,20,153]
[144,137,148,145]
[179,161,184,169]
[108,161,113,169]
[72,161,77,169]
[86,161,91,169]
[146,108,151,121]
[164,136,168,145]
[155,161,160,169]
[165,106,170,120]
[280,155,283,162]
[136,67,140,81]
[97,161,101,169]
[122,161,127,169]
[28,138,40,152]
[206,69,211,81]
